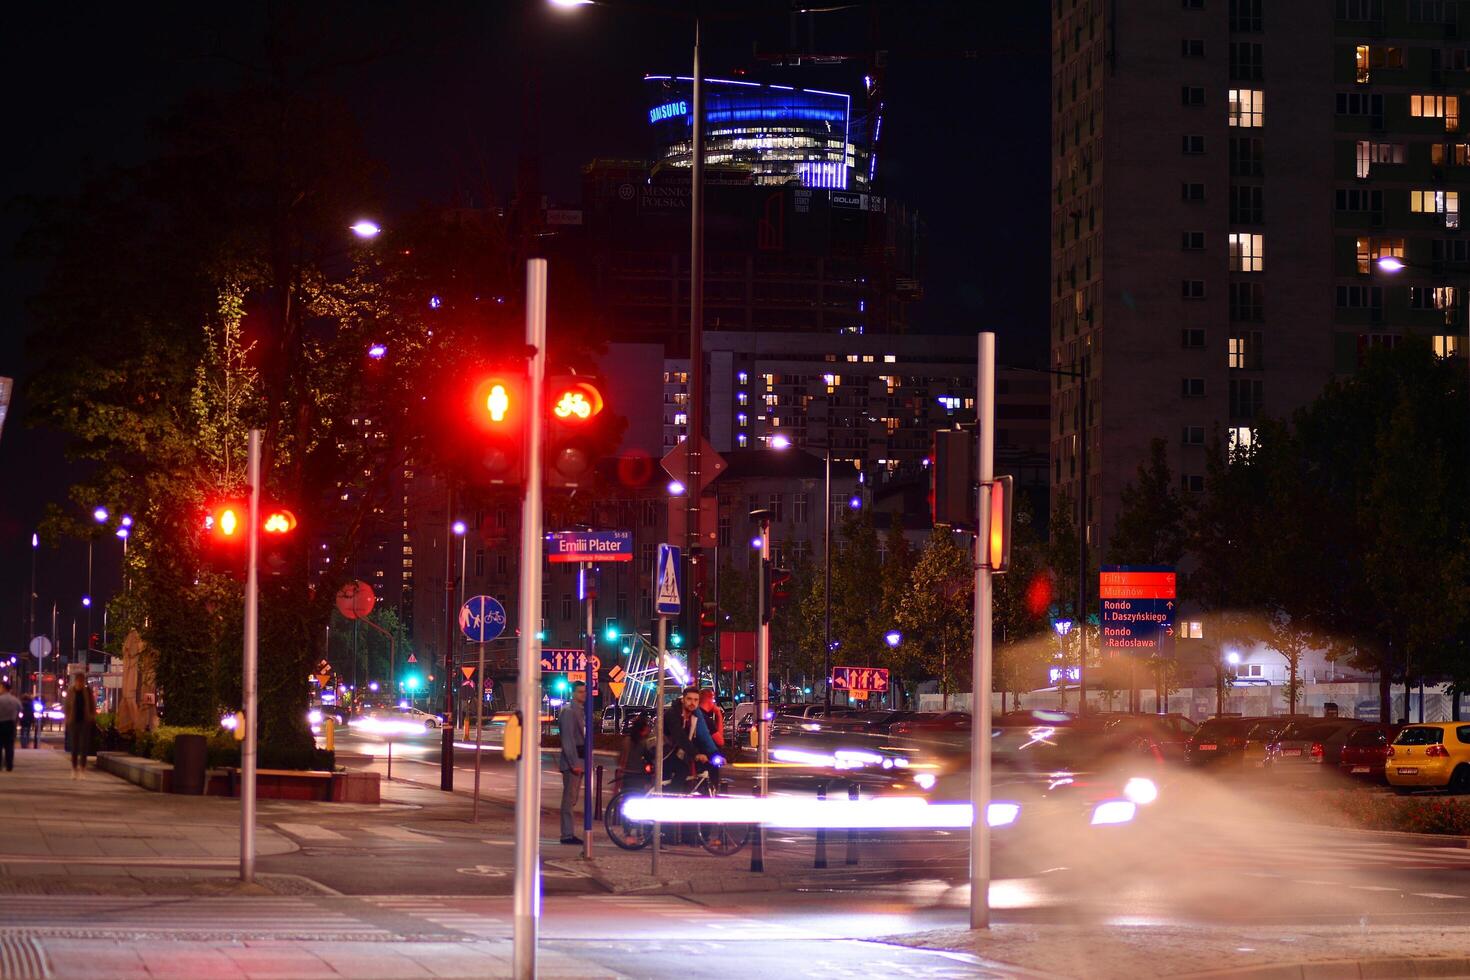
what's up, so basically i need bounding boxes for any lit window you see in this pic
[737,412,748,426]
[737,433,749,447]
[1355,236,1404,274]
[1228,233,1264,272]
[737,391,749,406]
[1228,89,1263,127]
[1356,140,1405,178]
[1432,143,1470,166]
[883,354,897,363]
[1411,93,1460,131]
[1411,189,1461,227]
[673,412,688,425]
[737,371,749,384]
[1434,334,1463,358]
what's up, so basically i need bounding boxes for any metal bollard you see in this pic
[749,784,765,873]
[814,782,828,869]
[845,783,859,866]
[594,765,604,823]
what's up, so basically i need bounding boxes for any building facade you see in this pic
[1051,0,1468,552]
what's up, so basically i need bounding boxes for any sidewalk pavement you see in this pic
[887,922,1470,979]
[0,744,303,893]
[22,938,620,979]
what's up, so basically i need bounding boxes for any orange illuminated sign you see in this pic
[550,381,603,422]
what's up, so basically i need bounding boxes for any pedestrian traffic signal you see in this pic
[467,371,528,487]
[545,376,605,489]
[762,563,793,623]
[986,475,1014,574]
[700,601,717,630]
[205,502,248,545]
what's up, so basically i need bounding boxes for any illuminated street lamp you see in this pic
[885,630,901,648]
[350,219,381,239]
[1376,253,1468,377]
[770,435,837,708]
[453,520,468,618]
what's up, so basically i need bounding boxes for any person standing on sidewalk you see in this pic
[0,680,21,772]
[557,681,587,846]
[698,689,725,788]
[63,673,95,778]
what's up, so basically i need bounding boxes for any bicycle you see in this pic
[604,762,753,856]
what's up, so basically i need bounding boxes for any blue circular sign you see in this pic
[459,595,507,643]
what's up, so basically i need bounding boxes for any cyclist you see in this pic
[662,686,718,793]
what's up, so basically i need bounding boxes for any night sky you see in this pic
[0,1,1047,652]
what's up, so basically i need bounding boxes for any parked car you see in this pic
[1386,723,1470,794]
[1265,718,1368,773]
[1092,713,1199,764]
[1242,718,1296,769]
[1184,716,1269,767]
[1336,723,1404,782]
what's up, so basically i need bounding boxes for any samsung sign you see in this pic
[648,100,688,124]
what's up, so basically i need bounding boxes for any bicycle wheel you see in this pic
[604,791,652,851]
[697,784,752,856]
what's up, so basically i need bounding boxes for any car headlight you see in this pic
[308,710,323,725]
[1123,777,1158,805]
[914,772,937,790]
[986,802,1021,827]
[1091,800,1137,825]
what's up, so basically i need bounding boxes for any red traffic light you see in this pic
[205,503,248,542]
[472,374,525,430]
[549,380,603,423]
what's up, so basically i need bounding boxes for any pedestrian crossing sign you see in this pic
[654,543,682,616]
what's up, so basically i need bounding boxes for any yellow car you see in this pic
[1385,723,1470,794]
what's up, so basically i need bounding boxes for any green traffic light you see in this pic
[403,675,420,691]
[670,631,683,647]
[604,623,619,643]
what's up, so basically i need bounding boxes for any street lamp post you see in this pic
[770,434,838,708]
[749,508,773,872]
[28,532,37,697]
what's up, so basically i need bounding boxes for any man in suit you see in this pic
[557,682,587,845]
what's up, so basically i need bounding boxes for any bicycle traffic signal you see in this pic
[545,376,605,489]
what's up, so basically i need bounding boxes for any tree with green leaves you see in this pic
[892,531,973,706]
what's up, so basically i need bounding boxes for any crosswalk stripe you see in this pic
[275,822,347,841]
[364,826,439,843]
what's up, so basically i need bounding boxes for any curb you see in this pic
[1286,821,1470,849]
[1177,955,1470,978]
[551,857,860,896]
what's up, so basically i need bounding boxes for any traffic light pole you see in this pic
[970,333,995,930]
[652,613,667,877]
[583,566,595,861]
[241,429,261,885]
[513,258,548,980]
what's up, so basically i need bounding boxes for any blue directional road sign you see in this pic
[654,543,682,616]
[459,595,507,644]
[1099,566,1176,654]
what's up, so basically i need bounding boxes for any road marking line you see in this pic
[275,822,347,841]
[1350,885,1398,891]
[1413,892,1466,899]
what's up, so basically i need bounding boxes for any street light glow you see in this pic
[667,480,686,496]
[885,630,902,648]
[116,527,129,539]
[769,434,792,450]
[548,0,595,7]
[120,515,133,527]
[1376,256,1406,273]
[1226,651,1241,665]
[92,506,109,523]
[350,220,381,239]
[82,596,92,608]
[367,343,387,359]
[452,521,467,536]
[751,536,763,549]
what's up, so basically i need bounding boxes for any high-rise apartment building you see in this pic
[1052,0,1467,551]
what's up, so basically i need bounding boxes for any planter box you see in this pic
[330,770,380,803]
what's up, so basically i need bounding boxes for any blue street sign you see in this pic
[654,543,682,616]
[547,529,634,563]
[459,595,507,643]
[1099,565,1176,654]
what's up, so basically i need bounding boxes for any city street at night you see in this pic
[5,1,1470,977]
